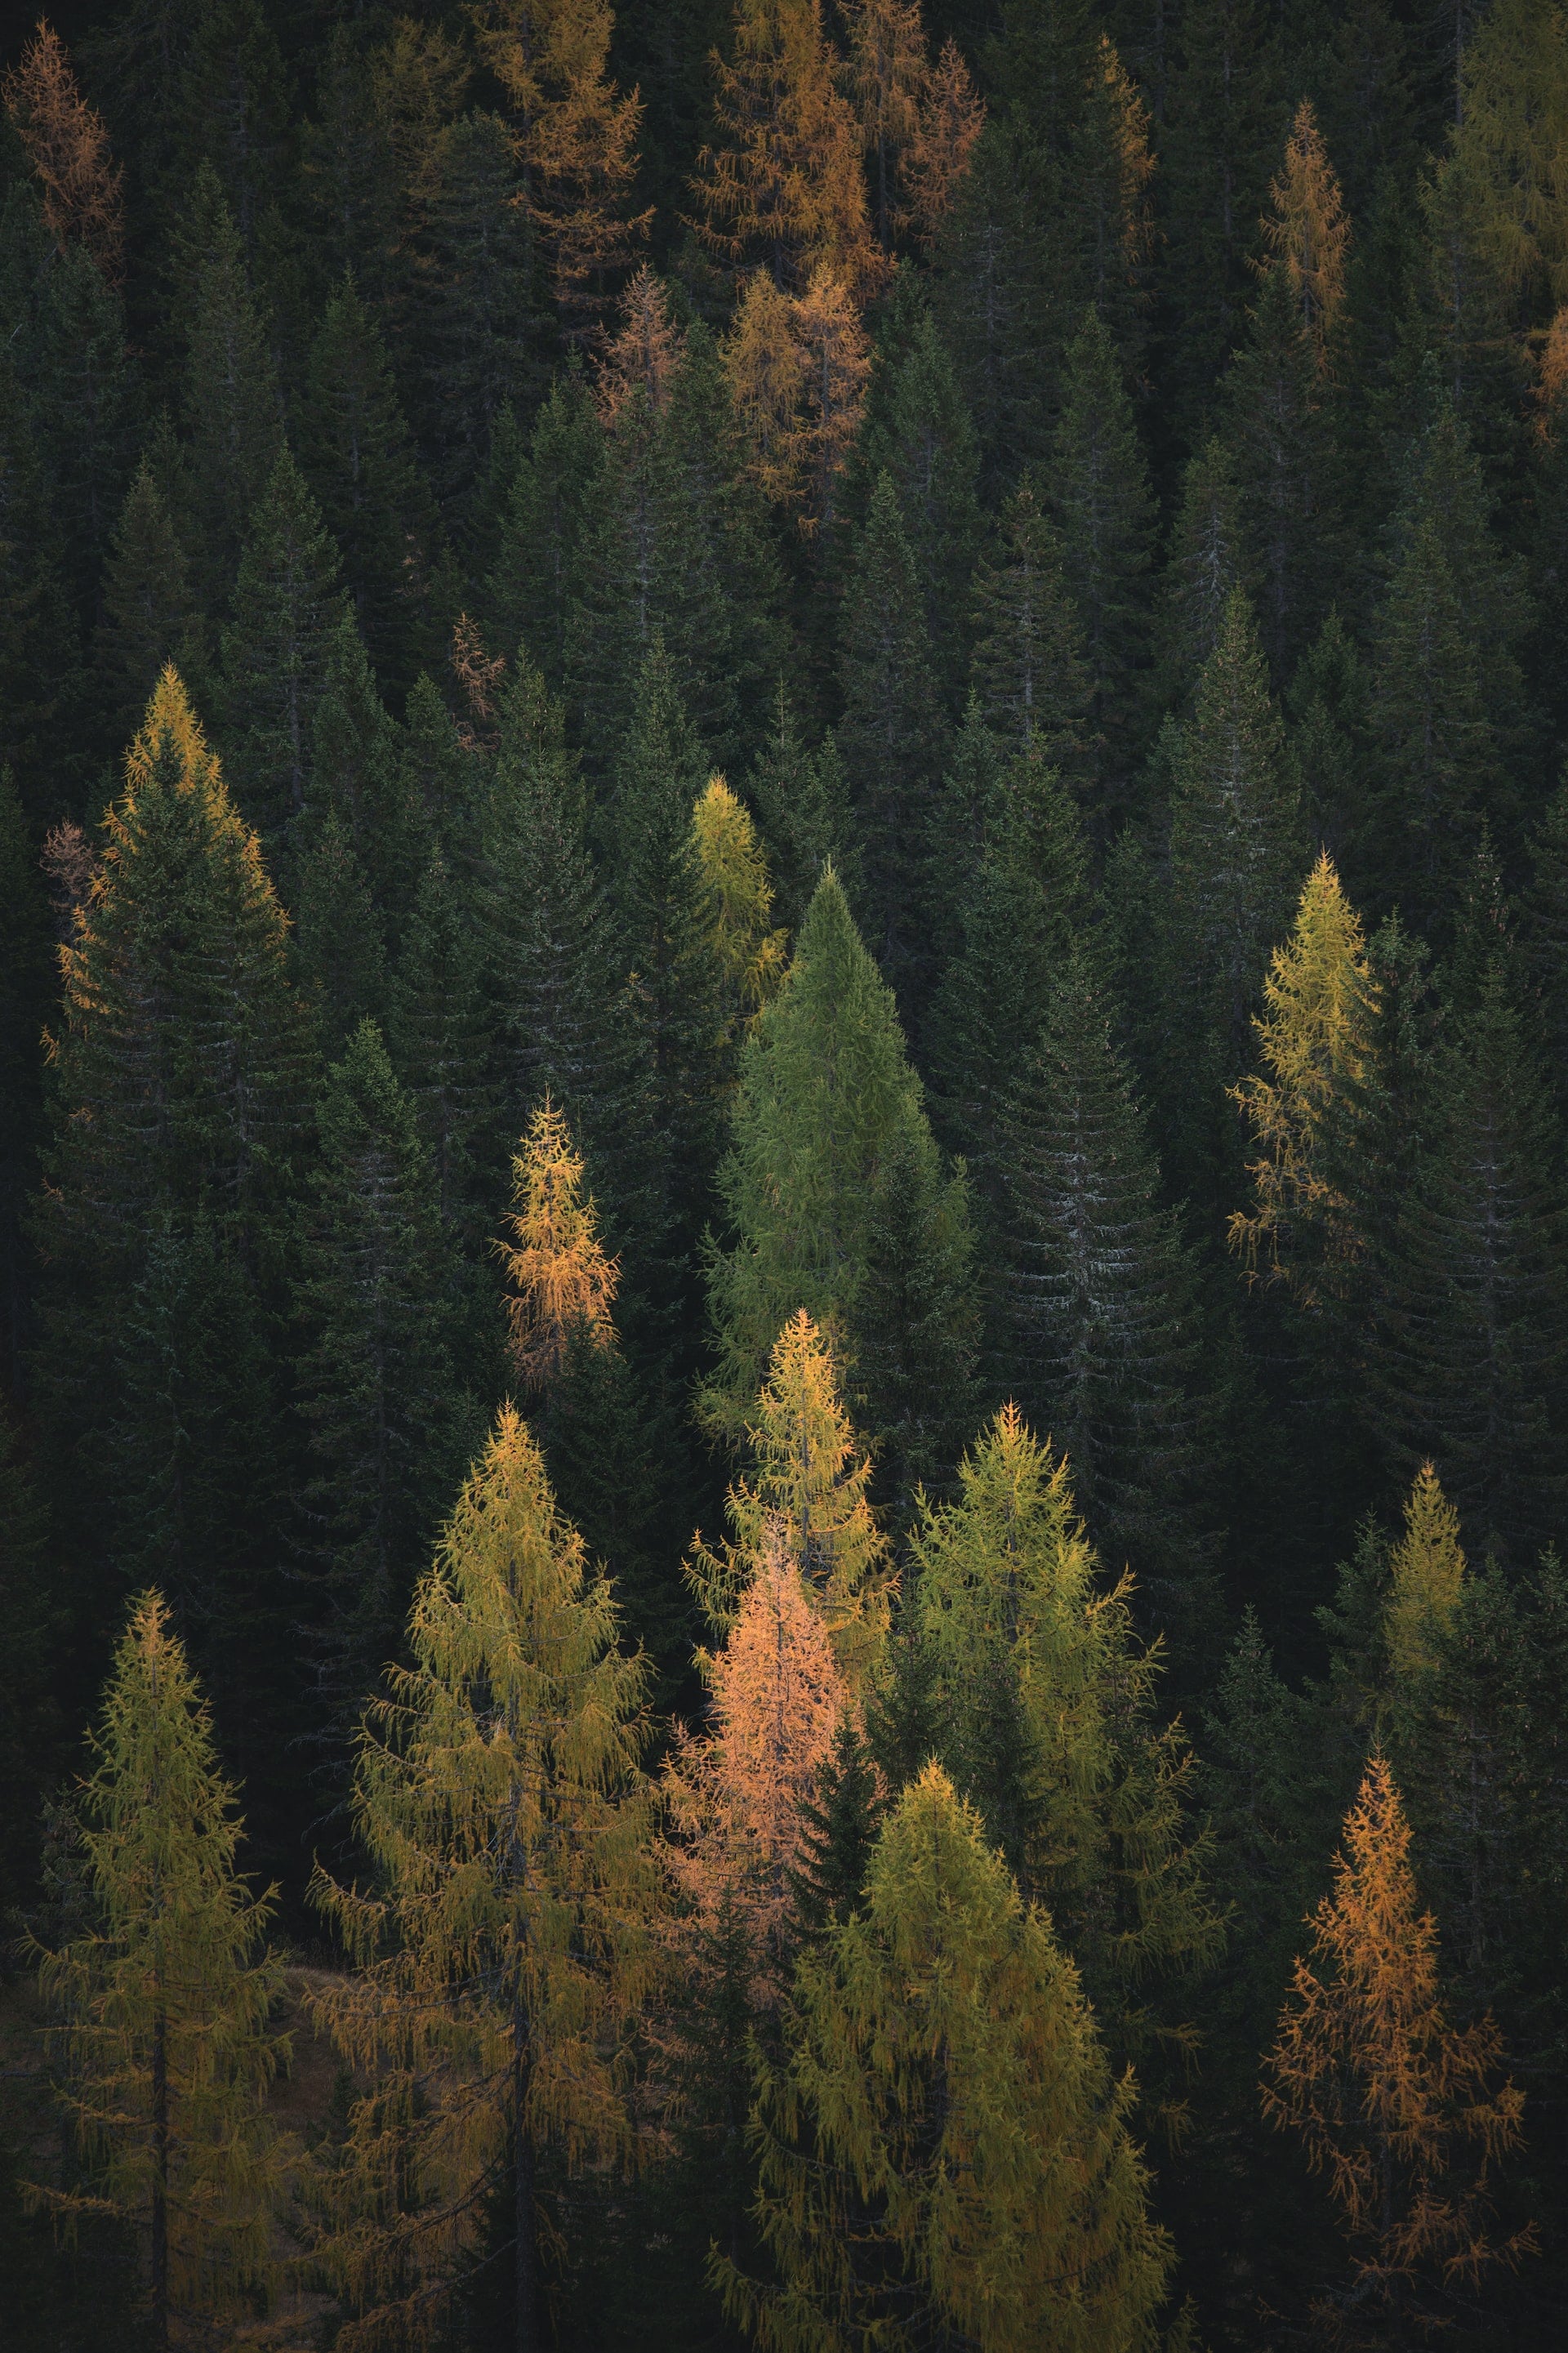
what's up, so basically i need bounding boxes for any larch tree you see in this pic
[496,1094,621,1395]
[310,1406,659,2353]
[1263,1753,1534,2314]
[26,1591,291,2351]
[1260,98,1350,372]
[702,866,952,1435]
[714,1763,1174,2353]
[691,1308,892,1689]
[913,1404,1221,2063]
[2,18,124,277]
[1229,850,1380,1307]
[1386,1463,1467,1687]
[692,775,789,1060]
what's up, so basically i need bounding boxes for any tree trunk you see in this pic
[151,2001,169,2351]
[514,2033,537,2353]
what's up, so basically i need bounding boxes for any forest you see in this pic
[1,0,1566,2346]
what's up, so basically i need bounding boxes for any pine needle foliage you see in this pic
[27,1591,290,2346]
[1263,1752,1535,2306]
[714,1763,1174,2353]
[310,1406,658,2352]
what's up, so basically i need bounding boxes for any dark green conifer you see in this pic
[0,767,50,1390]
[929,117,1054,491]
[1048,309,1156,825]
[178,181,283,604]
[0,1402,59,1910]
[835,470,946,1001]
[219,449,347,847]
[297,274,440,693]
[96,461,208,757]
[0,357,82,823]
[789,1715,884,1935]
[292,804,390,1058]
[1157,436,1253,702]
[969,475,1090,777]
[486,372,604,686]
[744,691,853,932]
[389,846,492,1239]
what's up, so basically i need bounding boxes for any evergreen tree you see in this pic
[0,353,82,825]
[388,844,492,1237]
[912,1403,1221,2057]
[1000,948,1215,1592]
[835,468,946,999]
[95,461,207,760]
[486,372,604,687]
[1159,435,1254,706]
[715,1763,1174,2353]
[703,867,947,1435]
[1368,963,1568,1563]
[293,1019,470,1758]
[0,765,49,1391]
[0,1403,60,1912]
[297,273,440,693]
[291,803,390,1058]
[27,1591,290,2348]
[1047,305,1156,824]
[969,473,1091,774]
[310,1406,658,2353]
[788,1710,884,1936]
[744,688,853,931]
[177,174,283,604]
[219,448,347,849]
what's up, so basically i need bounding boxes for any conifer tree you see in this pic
[219,448,348,848]
[297,274,440,693]
[0,765,49,1391]
[691,1308,892,1688]
[2,20,124,277]
[715,1763,1174,2353]
[1368,963,1568,1562]
[1229,851,1381,1307]
[1263,1753,1533,2311]
[0,1402,60,1911]
[35,671,310,1627]
[1048,305,1156,822]
[487,372,604,687]
[310,1406,658,2353]
[96,461,207,759]
[913,1404,1220,2052]
[0,353,82,824]
[1262,98,1352,371]
[294,1020,469,1754]
[1000,949,1214,1589]
[27,1592,290,2349]
[292,804,390,1057]
[744,689,853,929]
[389,845,492,1234]
[177,174,283,603]
[969,473,1091,774]
[1159,436,1253,699]
[1385,1462,1466,1685]
[496,1097,619,1395]
[835,468,945,996]
[703,867,945,1433]
[693,776,789,1061]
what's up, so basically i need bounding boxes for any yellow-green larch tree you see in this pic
[494,1094,621,1394]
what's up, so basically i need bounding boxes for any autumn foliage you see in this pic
[496,1096,620,1393]
[2,18,123,275]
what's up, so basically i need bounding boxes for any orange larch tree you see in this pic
[495,1096,620,1393]
[2,17,123,277]
[1260,97,1351,372]
[594,261,685,426]
[1263,1753,1535,2311]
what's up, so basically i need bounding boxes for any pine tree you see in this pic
[292,803,390,1058]
[788,1709,883,1934]
[310,1406,658,2353]
[703,867,944,1434]
[969,473,1091,774]
[26,1591,290,2349]
[835,468,946,998]
[927,114,1054,493]
[691,1308,893,1688]
[1368,962,1568,1563]
[1048,305,1156,827]
[913,1404,1221,2056]
[297,274,440,693]
[294,1019,469,1756]
[219,448,348,849]
[715,1763,1174,2353]
[1263,1752,1533,2311]
[1000,949,1215,1591]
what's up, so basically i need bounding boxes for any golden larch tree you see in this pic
[899,33,985,251]
[1261,97,1351,369]
[840,0,927,250]
[790,264,874,536]
[692,775,789,1048]
[663,1522,847,2007]
[1387,1463,1467,1683]
[1263,1753,1534,2306]
[1229,850,1379,1304]
[495,1096,619,1394]
[594,261,685,426]
[723,262,872,535]
[688,1308,892,1686]
[27,1592,291,2347]
[693,0,885,301]
[2,17,123,275]
[310,1406,659,2353]
[715,1763,1174,2353]
[476,0,651,341]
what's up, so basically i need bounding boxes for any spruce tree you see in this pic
[1048,305,1156,825]
[310,1406,658,2353]
[177,174,283,604]
[715,1763,1174,2353]
[297,273,440,693]
[703,868,949,1436]
[293,1019,470,1758]
[388,844,492,1239]
[219,448,348,849]
[1368,963,1568,1563]
[1000,948,1215,1593]
[969,473,1091,776]
[27,1591,290,2348]
[486,372,604,686]
[95,461,207,760]
[744,688,853,931]
[835,468,946,1000]
[1157,435,1253,701]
